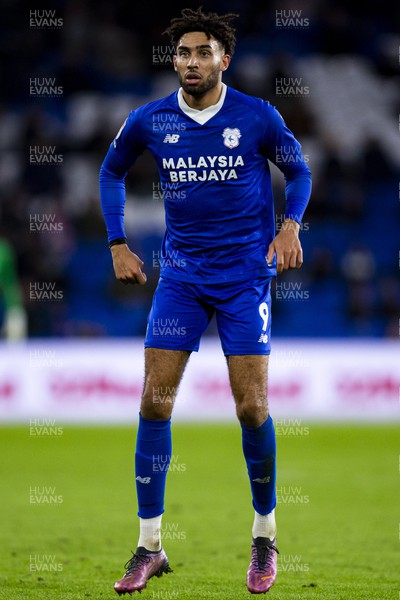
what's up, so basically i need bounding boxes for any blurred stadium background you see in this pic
[1,3,399,599]
[0,0,399,422]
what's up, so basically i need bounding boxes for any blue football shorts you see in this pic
[144,275,272,356]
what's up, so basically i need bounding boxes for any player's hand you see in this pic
[110,244,147,285]
[266,219,303,275]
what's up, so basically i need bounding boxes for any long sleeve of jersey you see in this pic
[261,104,312,224]
[99,111,146,243]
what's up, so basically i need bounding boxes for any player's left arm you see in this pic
[261,105,312,273]
[266,217,302,274]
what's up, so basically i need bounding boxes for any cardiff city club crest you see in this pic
[222,127,241,149]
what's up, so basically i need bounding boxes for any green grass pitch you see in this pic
[0,422,398,600]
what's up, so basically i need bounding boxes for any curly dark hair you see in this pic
[163,7,239,56]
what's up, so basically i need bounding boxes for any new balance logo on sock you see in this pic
[253,477,271,483]
[163,134,180,143]
[136,476,151,484]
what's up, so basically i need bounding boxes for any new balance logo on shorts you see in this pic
[136,476,151,484]
[258,334,269,343]
[163,134,180,143]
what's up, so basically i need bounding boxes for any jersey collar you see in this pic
[177,83,227,125]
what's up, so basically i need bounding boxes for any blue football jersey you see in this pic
[100,85,311,283]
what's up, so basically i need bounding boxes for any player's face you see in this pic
[174,31,230,97]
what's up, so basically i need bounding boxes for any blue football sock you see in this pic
[135,413,172,519]
[241,415,276,515]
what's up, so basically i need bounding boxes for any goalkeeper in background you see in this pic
[0,238,27,340]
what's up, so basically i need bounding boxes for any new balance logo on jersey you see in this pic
[258,334,269,343]
[136,476,151,484]
[252,477,271,483]
[163,134,180,143]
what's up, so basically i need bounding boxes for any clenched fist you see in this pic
[110,244,147,285]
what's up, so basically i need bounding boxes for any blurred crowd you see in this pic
[0,0,399,339]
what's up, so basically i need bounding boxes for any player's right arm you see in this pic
[99,110,147,285]
[109,243,147,285]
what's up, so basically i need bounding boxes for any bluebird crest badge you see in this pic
[222,127,241,149]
